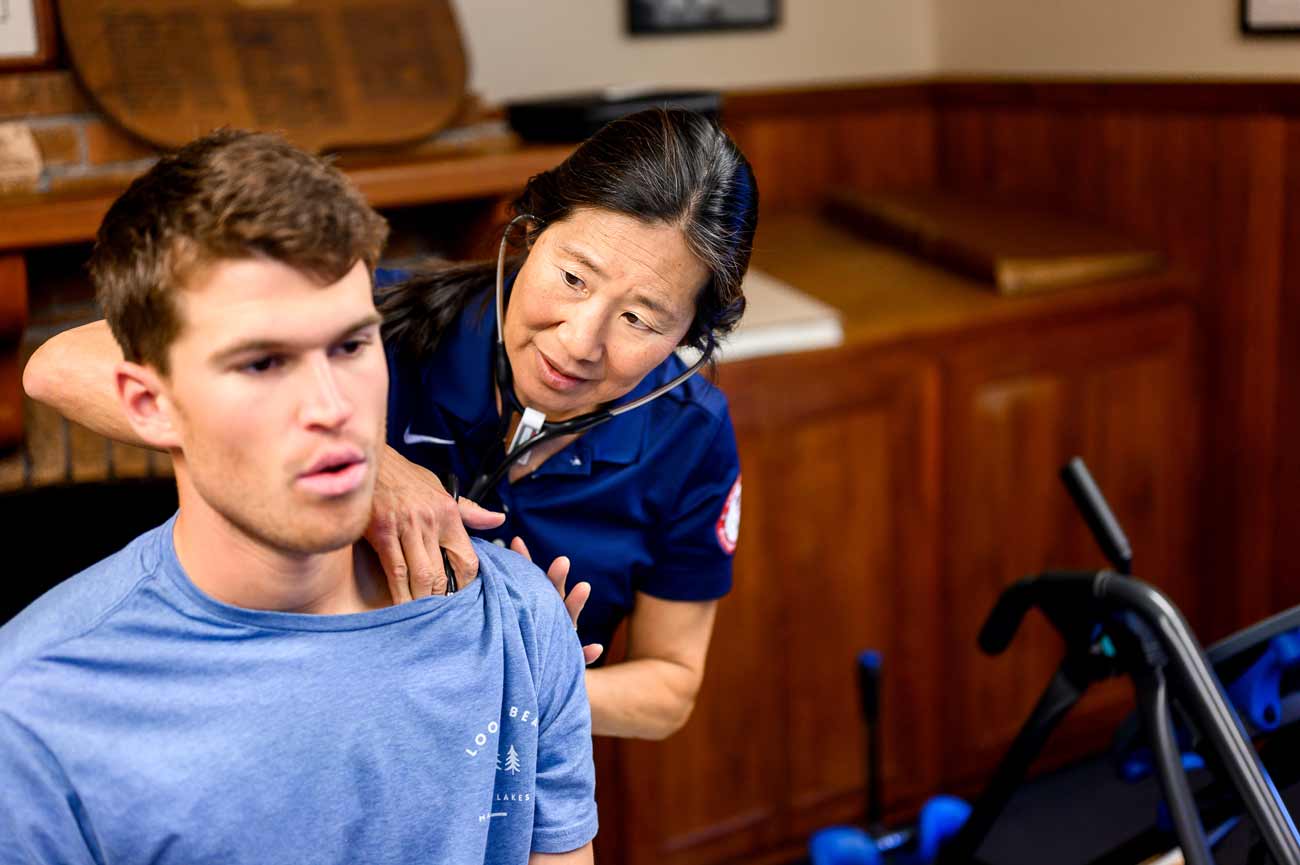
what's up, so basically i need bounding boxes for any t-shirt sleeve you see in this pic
[0,711,99,865]
[644,410,742,601]
[530,600,598,854]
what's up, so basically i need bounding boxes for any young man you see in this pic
[0,130,596,864]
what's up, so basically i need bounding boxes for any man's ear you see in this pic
[115,361,182,450]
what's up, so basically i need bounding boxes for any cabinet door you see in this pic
[939,304,1199,785]
[600,347,944,865]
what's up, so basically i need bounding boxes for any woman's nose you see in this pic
[557,306,607,364]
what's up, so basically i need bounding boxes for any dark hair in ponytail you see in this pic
[380,108,759,358]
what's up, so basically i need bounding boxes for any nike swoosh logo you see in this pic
[403,424,455,446]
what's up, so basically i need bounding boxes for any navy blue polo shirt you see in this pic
[377,270,740,654]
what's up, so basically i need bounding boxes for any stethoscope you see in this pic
[435,214,714,594]
[463,213,715,503]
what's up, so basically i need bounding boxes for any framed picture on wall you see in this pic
[1242,0,1300,34]
[0,0,57,69]
[628,0,779,36]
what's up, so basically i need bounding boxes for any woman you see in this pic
[24,109,758,741]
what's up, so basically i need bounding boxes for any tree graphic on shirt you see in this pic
[504,745,521,775]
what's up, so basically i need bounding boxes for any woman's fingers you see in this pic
[367,516,413,605]
[400,520,445,598]
[459,498,506,530]
[433,495,479,584]
[371,446,503,600]
[546,556,571,599]
[508,541,591,639]
[582,643,604,666]
[563,578,589,628]
[439,498,506,587]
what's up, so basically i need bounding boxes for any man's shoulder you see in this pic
[0,521,171,687]
[470,537,573,652]
[472,537,565,614]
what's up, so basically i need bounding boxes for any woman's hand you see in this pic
[366,444,505,602]
[509,536,604,666]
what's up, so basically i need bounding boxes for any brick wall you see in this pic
[0,70,161,196]
[1,70,176,490]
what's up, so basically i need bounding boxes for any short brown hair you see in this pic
[91,129,389,374]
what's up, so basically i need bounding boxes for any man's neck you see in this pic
[172,490,391,616]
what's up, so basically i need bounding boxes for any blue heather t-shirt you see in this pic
[0,517,597,864]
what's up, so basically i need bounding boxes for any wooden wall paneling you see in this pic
[934,108,1221,273]
[728,114,835,214]
[827,108,937,195]
[727,108,936,218]
[1078,347,1200,622]
[939,304,1198,783]
[1268,118,1300,619]
[1202,117,1287,636]
[0,254,29,447]
[933,98,1288,642]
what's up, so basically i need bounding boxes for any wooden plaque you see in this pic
[58,0,469,152]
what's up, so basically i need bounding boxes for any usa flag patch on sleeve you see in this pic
[715,475,742,554]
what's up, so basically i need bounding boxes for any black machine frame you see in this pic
[937,460,1300,865]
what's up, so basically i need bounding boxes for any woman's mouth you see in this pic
[535,349,589,392]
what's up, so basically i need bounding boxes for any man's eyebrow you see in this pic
[557,243,607,278]
[210,312,382,365]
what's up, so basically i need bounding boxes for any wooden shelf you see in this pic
[0,142,574,253]
[750,213,1192,350]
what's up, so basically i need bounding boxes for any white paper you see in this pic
[0,0,40,60]
[677,268,844,365]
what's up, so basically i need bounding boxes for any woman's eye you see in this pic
[623,312,654,332]
[561,270,584,289]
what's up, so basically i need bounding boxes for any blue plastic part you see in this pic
[859,649,883,671]
[1208,815,1242,849]
[1226,630,1300,732]
[809,827,882,865]
[913,795,972,864]
[1120,748,1205,784]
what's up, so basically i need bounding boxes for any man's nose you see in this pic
[299,354,353,430]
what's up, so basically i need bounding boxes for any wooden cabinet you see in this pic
[602,352,943,865]
[940,304,1198,785]
[593,216,1201,865]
